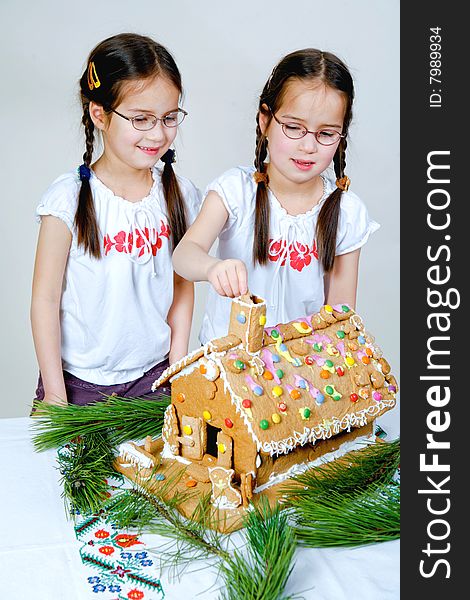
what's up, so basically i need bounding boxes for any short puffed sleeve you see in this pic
[204,167,255,234]
[36,171,80,233]
[335,190,380,255]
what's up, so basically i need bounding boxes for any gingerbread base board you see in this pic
[114,424,376,534]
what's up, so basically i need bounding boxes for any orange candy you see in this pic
[361,356,370,365]
[365,348,373,357]
[320,370,330,379]
[199,364,207,374]
[263,370,274,380]
[176,392,185,403]
[290,389,301,400]
[186,479,197,488]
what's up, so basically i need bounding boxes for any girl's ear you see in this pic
[258,103,271,135]
[89,101,108,131]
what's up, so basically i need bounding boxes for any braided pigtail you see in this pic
[75,106,101,258]
[315,140,347,272]
[252,116,271,266]
[160,149,187,250]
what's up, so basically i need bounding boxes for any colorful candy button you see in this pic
[260,419,269,430]
[237,312,246,324]
[225,418,234,428]
[271,413,281,424]
[336,366,345,377]
[345,356,355,367]
[373,391,383,401]
[290,389,301,400]
[263,370,274,380]
[361,356,370,365]
[183,425,192,435]
[299,407,311,420]
[155,473,166,481]
[253,386,263,396]
[242,399,252,408]
[320,370,330,379]
[276,369,284,379]
[259,314,267,326]
[342,305,350,313]
[218,443,226,454]
[272,353,281,363]
[203,410,212,421]
[186,479,197,488]
[313,343,322,352]
[176,392,185,403]
[305,355,314,365]
[199,364,207,374]
[350,393,359,403]
[324,305,333,314]
[325,360,334,368]
[272,386,283,397]
[271,329,280,339]
[278,402,288,412]
[336,330,346,339]
[234,359,246,370]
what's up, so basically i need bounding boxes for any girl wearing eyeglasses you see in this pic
[31,33,200,407]
[173,48,379,344]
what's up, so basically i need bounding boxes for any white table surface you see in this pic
[0,417,399,599]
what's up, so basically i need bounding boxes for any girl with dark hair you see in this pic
[173,48,379,344]
[31,33,200,407]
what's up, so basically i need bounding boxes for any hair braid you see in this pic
[74,106,101,258]
[160,152,188,250]
[253,118,271,265]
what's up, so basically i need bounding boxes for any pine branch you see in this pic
[281,438,400,502]
[218,498,297,600]
[58,431,115,515]
[31,395,170,451]
[291,483,400,548]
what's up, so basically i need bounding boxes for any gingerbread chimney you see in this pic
[228,293,267,353]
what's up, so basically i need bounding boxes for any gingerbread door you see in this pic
[180,415,206,460]
[216,431,233,468]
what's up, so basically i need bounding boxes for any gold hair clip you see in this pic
[253,171,269,185]
[336,176,350,191]
[87,61,101,91]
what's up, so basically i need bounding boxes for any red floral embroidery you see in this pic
[99,545,115,555]
[103,221,170,258]
[114,533,143,548]
[268,238,318,271]
[128,590,145,600]
[290,243,312,272]
[268,239,289,266]
[95,529,110,539]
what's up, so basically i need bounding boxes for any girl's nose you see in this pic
[298,131,319,153]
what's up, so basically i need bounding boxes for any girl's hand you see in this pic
[42,393,68,408]
[207,259,248,298]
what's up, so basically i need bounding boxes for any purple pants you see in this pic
[34,359,171,407]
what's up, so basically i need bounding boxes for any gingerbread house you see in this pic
[148,294,397,510]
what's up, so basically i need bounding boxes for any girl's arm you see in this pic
[31,216,72,406]
[167,273,194,364]
[172,191,248,297]
[324,248,361,310]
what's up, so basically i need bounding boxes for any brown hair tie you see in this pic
[253,171,269,185]
[336,175,351,191]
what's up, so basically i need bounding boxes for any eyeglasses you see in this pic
[111,108,187,131]
[271,112,344,145]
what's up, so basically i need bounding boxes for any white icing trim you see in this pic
[118,443,154,469]
[253,433,374,493]
[151,346,207,390]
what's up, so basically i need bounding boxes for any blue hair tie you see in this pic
[160,149,176,165]
[78,163,91,181]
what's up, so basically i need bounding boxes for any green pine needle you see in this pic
[58,431,115,516]
[282,438,400,502]
[31,395,170,451]
[292,483,400,548]
[218,498,297,600]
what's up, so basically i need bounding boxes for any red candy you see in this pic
[278,402,288,412]
[242,399,252,408]
[225,418,234,428]
[350,393,359,402]
[305,356,314,365]
[336,366,345,377]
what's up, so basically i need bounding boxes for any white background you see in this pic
[0,0,399,432]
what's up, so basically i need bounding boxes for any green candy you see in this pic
[260,419,269,430]
[276,369,284,379]
[325,360,334,368]
[342,305,350,312]
[303,407,311,418]
[271,329,280,339]
[336,330,345,339]
[234,359,245,370]
[325,385,334,395]
[313,343,322,352]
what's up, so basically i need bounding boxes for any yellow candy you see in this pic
[324,304,333,314]
[183,425,192,435]
[259,314,267,326]
[272,386,283,397]
[272,413,281,424]
[203,410,212,421]
[217,443,226,454]
[345,356,355,366]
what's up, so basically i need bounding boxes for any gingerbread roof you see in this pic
[153,300,398,456]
